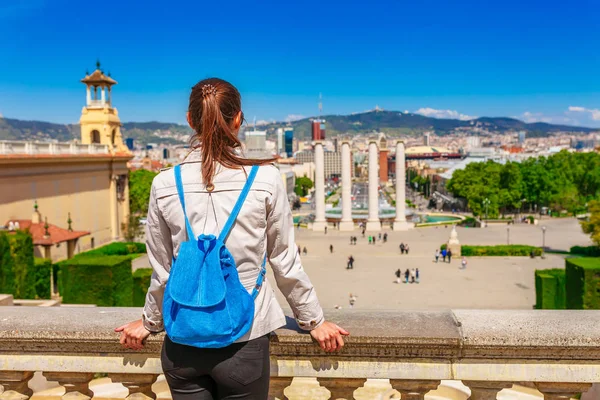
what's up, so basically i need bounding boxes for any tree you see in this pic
[122,214,143,242]
[582,200,600,246]
[294,176,314,197]
[129,170,158,215]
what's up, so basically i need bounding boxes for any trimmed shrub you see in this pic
[8,231,36,299]
[438,244,542,256]
[58,255,133,306]
[32,258,52,299]
[80,242,146,257]
[535,269,566,309]
[132,268,153,307]
[566,257,600,310]
[0,232,15,295]
[570,246,600,257]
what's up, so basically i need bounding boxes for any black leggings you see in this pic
[161,334,270,400]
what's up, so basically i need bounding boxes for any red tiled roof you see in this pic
[6,220,90,246]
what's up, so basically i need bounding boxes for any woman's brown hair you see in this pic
[188,78,275,186]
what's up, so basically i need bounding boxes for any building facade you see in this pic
[0,64,132,261]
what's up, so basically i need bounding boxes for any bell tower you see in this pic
[79,61,128,153]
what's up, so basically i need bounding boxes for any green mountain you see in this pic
[0,111,596,144]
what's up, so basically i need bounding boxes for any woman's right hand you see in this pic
[310,321,349,352]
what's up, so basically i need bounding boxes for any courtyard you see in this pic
[270,217,593,311]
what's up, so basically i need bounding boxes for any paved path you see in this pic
[267,218,592,311]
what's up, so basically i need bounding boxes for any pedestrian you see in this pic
[362,228,366,238]
[405,244,410,255]
[349,255,354,269]
[354,236,357,245]
[416,268,420,283]
[115,77,347,400]
[349,293,357,308]
[404,268,410,284]
[383,233,388,243]
[324,226,327,234]
[298,245,301,256]
[435,249,440,263]
[447,249,452,263]
[400,243,405,254]
[297,221,301,229]
[368,236,372,245]
[303,246,308,255]
[395,268,401,283]
[461,257,467,269]
[373,236,376,245]
[410,268,416,283]
[441,248,447,262]
[378,233,382,241]
[329,244,334,254]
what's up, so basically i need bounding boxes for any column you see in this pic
[366,140,381,232]
[312,141,327,232]
[42,372,95,400]
[317,378,366,400]
[108,373,159,400]
[535,383,593,400]
[101,87,106,104]
[268,377,293,400]
[86,87,91,106]
[109,175,120,240]
[393,141,411,231]
[462,381,513,400]
[0,371,34,400]
[390,380,440,400]
[339,140,354,231]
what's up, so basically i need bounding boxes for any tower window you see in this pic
[91,130,100,144]
[111,129,116,145]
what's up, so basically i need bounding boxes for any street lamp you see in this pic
[483,198,491,220]
[542,226,547,259]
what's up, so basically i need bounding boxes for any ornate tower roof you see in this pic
[81,61,117,87]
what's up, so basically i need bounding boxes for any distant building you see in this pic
[311,119,326,141]
[284,127,294,157]
[244,130,269,159]
[518,131,526,145]
[125,137,135,151]
[295,149,352,180]
[424,132,431,146]
[466,136,480,149]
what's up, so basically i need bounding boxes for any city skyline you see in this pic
[0,0,598,127]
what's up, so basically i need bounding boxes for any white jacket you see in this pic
[142,149,324,340]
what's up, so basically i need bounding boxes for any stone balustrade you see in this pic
[0,141,109,156]
[1,307,599,400]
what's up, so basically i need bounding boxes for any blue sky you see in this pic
[0,0,599,127]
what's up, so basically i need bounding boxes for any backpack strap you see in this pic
[174,164,195,239]
[218,165,259,242]
[251,255,267,300]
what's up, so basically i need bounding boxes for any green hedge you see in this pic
[81,242,146,257]
[8,232,36,299]
[566,257,600,310]
[58,255,133,306]
[535,269,566,309]
[32,258,52,299]
[570,246,600,257]
[0,232,15,295]
[132,268,153,307]
[439,244,542,256]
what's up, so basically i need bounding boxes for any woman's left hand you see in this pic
[115,319,152,350]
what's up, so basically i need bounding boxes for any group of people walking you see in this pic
[399,243,410,254]
[435,248,452,262]
[395,268,419,284]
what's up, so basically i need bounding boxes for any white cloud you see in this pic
[519,111,576,125]
[568,106,600,121]
[414,107,476,121]
[285,114,305,122]
[254,119,275,126]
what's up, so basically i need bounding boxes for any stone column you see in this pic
[393,141,410,231]
[312,141,327,232]
[462,381,513,400]
[366,140,381,232]
[536,383,593,400]
[339,140,354,231]
[86,87,91,106]
[317,378,366,400]
[268,377,293,400]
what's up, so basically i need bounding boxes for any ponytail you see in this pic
[188,78,275,186]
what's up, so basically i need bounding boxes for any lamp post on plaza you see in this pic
[483,198,490,220]
[542,226,547,259]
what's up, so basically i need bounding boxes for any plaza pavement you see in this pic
[268,217,593,311]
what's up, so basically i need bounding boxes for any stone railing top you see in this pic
[1,307,599,361]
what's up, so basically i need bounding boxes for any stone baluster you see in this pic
[43,372,94,400]
[108,374,159,400]
[268,377,293,400]
[317,378,367,400]
[0,371,34,400]
[535,382,593,400]
[390,379,440,400]
[462,381,513,400]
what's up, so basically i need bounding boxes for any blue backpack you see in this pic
[163,164,266,348]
